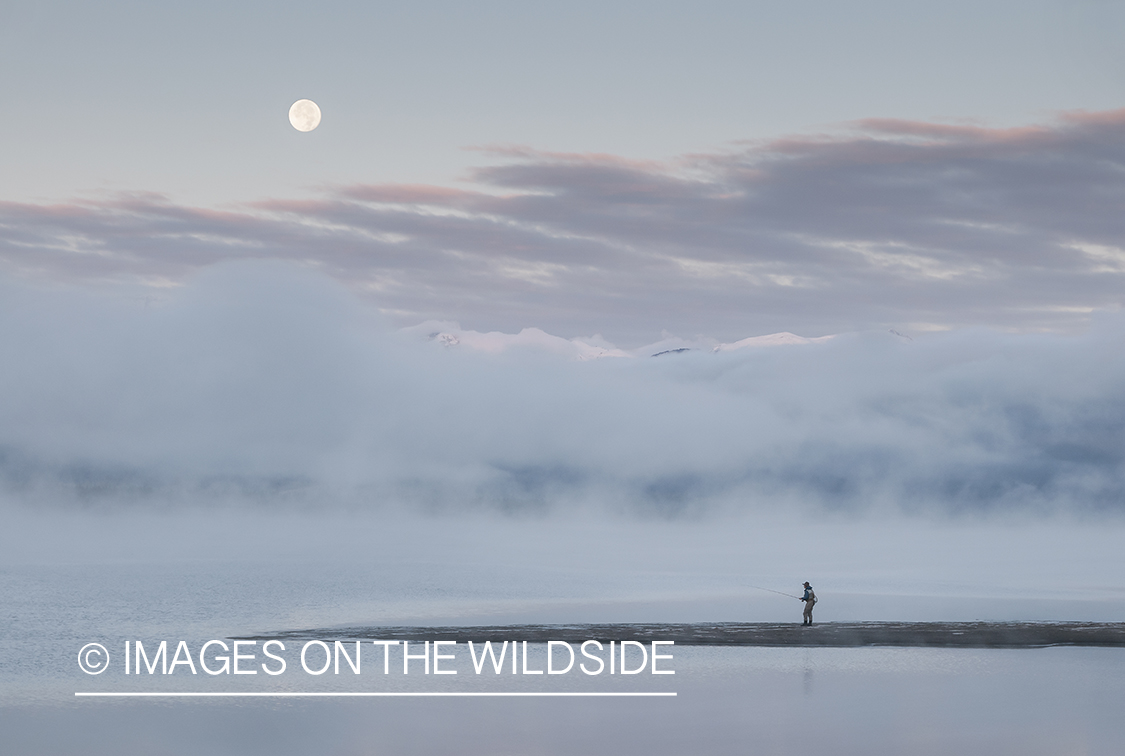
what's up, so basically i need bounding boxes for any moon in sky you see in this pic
[288,99,321,132]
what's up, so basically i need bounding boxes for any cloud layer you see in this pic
[3,110,1125,344]
[1,263,1123,517]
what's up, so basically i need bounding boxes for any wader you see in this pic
[802,590,816,624]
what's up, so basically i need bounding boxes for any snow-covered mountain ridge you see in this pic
[404,322,835,360]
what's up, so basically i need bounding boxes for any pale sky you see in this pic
[2,1,1124,342]
[3,1,1123,204]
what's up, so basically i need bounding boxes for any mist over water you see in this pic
[3,263,1123,756]
[1,261,1123,519]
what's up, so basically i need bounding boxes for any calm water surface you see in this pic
[2,560,1123,754]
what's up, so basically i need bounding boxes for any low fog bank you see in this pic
[1,262,1123,519]
[2,508,1123,625]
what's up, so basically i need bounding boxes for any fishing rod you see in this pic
[747,584,803,600]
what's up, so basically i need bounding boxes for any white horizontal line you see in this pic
[76,691,676,698]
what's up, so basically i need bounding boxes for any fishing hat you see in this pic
[803,582,810,586]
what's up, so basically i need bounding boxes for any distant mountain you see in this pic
[404,322,834,361]
[713,332,835,352]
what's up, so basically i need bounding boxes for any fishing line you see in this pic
[746,584,803,600]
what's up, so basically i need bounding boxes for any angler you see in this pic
[745,582,821,626]
[801,582,817,626]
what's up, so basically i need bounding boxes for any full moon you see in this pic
[288,99,321,132]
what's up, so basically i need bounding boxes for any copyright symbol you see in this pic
[78,643,110,675]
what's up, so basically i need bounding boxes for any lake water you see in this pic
[3,512,1124,754]
[4,641,1123,755]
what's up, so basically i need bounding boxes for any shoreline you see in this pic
[236,621,1125,649]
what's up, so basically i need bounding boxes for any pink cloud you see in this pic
[2,108,1123,342]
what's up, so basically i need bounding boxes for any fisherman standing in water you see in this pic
[801,582,817,625]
